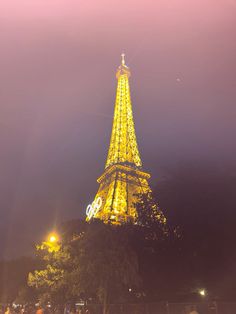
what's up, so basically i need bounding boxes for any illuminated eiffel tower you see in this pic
[86,54,152,224]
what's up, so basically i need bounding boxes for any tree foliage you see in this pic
[28,239,78,305]
[28,221,141,314]
[136,191,166,227]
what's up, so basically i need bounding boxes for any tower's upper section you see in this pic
[105,54,142,169]
[116,53,131,79]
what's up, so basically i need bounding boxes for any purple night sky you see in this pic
[0,0,235,257]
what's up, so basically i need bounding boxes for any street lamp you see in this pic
[44,232,60,252]
[199,289,206,297]
[48,233,58,243]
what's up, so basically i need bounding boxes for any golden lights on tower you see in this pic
[86,54,152,224]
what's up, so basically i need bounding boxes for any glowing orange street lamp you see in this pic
[44,232,60,252]
[47,233,59,243]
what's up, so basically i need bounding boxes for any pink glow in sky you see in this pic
[0,0,235,257]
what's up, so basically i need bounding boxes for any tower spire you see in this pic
[121,53,125,66]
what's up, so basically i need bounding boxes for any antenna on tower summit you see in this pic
[121,53,125,66]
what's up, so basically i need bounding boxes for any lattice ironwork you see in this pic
[87,55,152,224]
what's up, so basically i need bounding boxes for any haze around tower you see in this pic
[0,0,235,257]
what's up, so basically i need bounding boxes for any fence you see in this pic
[86,301,236,314]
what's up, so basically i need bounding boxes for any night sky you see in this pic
[0,0,235,258]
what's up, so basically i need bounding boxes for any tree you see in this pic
[15,285,37,305]
[76,221,140,314]
[28,239,73,305]
[28,220,140,314]
[133,192,182,301]
[135,191,171,241]
[154,169,236,300]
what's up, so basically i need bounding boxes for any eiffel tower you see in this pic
[86,54,152,224]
